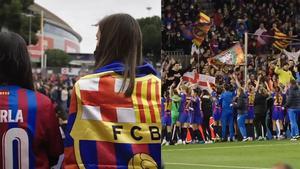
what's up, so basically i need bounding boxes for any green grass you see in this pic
[162,140,300,169]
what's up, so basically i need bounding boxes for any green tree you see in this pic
[137,16,161,64]
[0,0,40,45]
[45,49,72,67]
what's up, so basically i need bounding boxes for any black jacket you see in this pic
[285,85,300,109]
[201,95,213,117]
[254,93,268,115]
[233,93,248,114]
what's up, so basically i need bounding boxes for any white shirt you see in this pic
[283,49,300,62]
[254,28,267,45]
[61,89,68,101]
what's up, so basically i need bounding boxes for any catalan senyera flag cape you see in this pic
[273,28,291,50]
[63,61,161,169]
[192,12,211,46]
[210,43,245,65]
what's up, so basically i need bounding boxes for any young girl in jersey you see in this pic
[0,32,63,168]
[64,14,161,168]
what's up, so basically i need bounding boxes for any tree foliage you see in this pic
[137,16,161,63]
[0,0,40,45]
[45,49,72,67]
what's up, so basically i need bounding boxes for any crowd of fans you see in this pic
[161,0,300,145]
[33,73,79,127]
[162,0,300,54]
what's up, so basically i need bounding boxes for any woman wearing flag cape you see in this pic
[63,13,162,169]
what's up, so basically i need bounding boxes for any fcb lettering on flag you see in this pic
[182,71,215,89]
[192,12,211,47]
[63,71,162,169]
[273,28,291,50]
[210,43,245,65]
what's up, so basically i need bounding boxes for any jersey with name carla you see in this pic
[0,86,63,169]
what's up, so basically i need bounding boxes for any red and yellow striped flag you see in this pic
[273,28,291,50]
[192,12,211,46]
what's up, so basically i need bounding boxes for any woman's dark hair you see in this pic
[0,32,34,90]
[202,89,210,96]
[224,84,231,91]
[94,13,142,97]
[193,88,201,96]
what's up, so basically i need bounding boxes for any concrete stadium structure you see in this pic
[28,3,82,62]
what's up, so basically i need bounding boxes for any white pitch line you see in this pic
[162,142,300,152]
[165,162,270,169]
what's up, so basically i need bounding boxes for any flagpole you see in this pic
[40,10,44,69]
[244,32,248,83]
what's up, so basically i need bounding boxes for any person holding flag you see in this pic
[63,13,161,168]
[0,32,63,168]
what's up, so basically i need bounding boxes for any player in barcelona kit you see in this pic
[63,13,162,169]
[0,32,63,169]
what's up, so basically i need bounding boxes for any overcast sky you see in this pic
[35,0,161,53]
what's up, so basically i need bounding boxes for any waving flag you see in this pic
[210,43,245,65]
[182,71,215,89]
[273,28,291,50]
[192,12,211,46]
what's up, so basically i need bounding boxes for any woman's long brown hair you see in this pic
[94,13,143,97]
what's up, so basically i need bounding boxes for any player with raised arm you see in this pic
[190,88,204,144]
[177,79,191,145]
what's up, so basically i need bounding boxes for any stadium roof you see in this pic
[29,3,82,42]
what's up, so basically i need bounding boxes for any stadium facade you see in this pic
[28,3,82,62]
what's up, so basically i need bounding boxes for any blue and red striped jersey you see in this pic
[0,85,63,169]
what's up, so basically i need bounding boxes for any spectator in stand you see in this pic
[61,86,69,114]
[254,23,267,46]
[275,58,295,86]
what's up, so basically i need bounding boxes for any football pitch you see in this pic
[162,140,300,169]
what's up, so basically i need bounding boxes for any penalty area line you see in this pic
[165,162,270,169]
